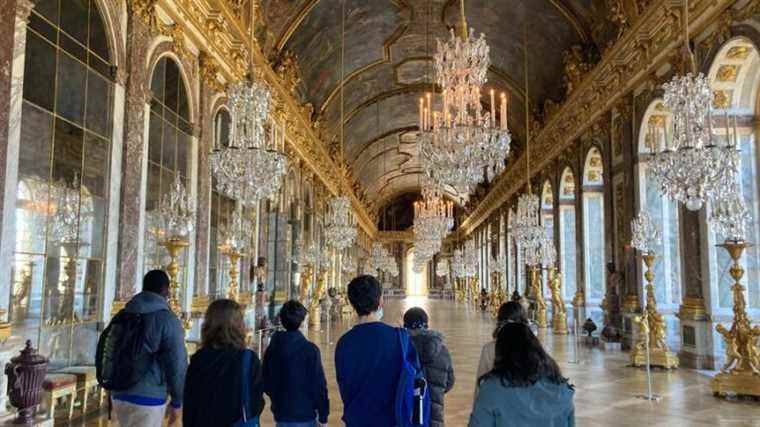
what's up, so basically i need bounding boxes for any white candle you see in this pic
[490,89,496,127]
[419,98,424,131]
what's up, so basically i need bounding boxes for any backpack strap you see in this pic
[240,350,253,422]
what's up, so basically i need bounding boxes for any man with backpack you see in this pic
[97,270,187,426]
[335,275,430,427]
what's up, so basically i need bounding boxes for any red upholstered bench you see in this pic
[41,373,77,420]
[58,366,102,415]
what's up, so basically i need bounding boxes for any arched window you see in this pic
[705,39,760,316]
[209,108,234,299]
[144,57,193,282]
[16,0,115,365]
[541,181,554,300]
[559,168,577,304]
[637,101,682,311]
[583,148,606,322]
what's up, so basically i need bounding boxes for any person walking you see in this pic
[183,299,265,427]
[263,300,329,427]
[469,322,575,427]
[98,270,187,427]
[475,302,528,390]
[403,307,455,427]
[335,275,423,427]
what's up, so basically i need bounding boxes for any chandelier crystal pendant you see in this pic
[463,239,478,278]
[647,0,739,212]
[158,175,196,239]
[218,205,251,254]
[325,196,357,251]
[451,249,466,279]
[418,0,511,196]
[209,77,288,207]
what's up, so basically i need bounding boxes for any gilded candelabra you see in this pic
[529,266,547,328]
[631,253,678,369]
[490,272,505,318]
[711,240,760,398]
[161,237,190,330]
[549,268,568,334]
[469,277,479,306]
[221,246,243,301]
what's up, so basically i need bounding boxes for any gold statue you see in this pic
[299,264,314,304]
[549,268,568,334]
[712,241,760,398]
[530,267,547,328]
[630,253,678,369]
[309,267,328,329]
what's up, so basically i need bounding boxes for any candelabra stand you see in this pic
[160,237,191,331]
[529,266,547,328]
[630,253,678,369]
[711,240,760,398]
[309,268,328,330]
[221,247,243,301]
[469,277,479,306]
[549,268,568,334]
[490,272,504,318]
[191,294,210,316]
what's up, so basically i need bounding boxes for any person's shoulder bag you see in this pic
[233,349,259,427]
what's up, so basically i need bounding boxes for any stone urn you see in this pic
[5,340,47,424]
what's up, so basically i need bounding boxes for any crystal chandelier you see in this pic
[418,0,510,195]
[158,175,195,238]
[489,253,506,275]
[209,77,288,206]
[436,258,450,276]
[647,0,739,211]
[325,4,357,251]
[631,210,662,254]
[299,241,318,266]
[370,242,398,277]
[710,191,749,243]
[463,239,478,278]
[524,232,556,268]
[451,249,466,279]
[325,196,357,250]
[50,174,92,246]
[414,184,454,241]
[218,205,251,254]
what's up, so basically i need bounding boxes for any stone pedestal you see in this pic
[677,298,714,369]
[0,414,52,426]
[0,337,27,417]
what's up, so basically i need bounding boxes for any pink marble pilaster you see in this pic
[194,82,213,298]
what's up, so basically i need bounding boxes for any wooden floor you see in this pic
[80,297,760,426]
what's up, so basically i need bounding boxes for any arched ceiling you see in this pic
[257,0,604,222]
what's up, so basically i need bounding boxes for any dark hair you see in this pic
[488,322,565,387]
[143,270,170,295]
[403,307,428,330]
[347,275,382,316]
[494,301,528,338]
[201,299,247,350]
[279,300,307,331]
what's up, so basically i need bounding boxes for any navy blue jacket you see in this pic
[112,291,187,408]
[335,322,419,427]
[262,330,329,424]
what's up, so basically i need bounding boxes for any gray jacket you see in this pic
[469,377,575,427]
[112,291,188,407]
[409,329,455,427]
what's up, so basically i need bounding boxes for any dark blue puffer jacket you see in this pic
[111,291,188,407]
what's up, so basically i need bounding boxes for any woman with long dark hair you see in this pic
[184,299,265,426]
[474,301,528,400]
[469,322,575,426]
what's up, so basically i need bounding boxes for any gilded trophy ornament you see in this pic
[712,241,760,398]
[630,254,678,369]
[549,268,568,335]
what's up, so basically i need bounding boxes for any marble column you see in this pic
[0,0,35,331]
[115,12,152,303]
[193,76,215,305]
[573,150,587,324]
[677,208,712,369]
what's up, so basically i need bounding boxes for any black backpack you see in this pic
[96,310,160,391]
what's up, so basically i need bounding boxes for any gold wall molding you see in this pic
[150,0,377,238]
[459,0,737,236]
[378,230,414,244]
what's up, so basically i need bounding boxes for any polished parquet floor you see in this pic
[84,297,760,426]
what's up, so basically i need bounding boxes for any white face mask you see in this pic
[375,307,384,321]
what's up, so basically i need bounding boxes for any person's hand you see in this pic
[167,406,180,425]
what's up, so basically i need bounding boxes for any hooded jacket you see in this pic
[409,329,455,427]
[111,291,187,408]
[183,347,265,427]
[469,377,575,427]
[262,330,329,424]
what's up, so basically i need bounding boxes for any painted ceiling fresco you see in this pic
[256,0,613,227]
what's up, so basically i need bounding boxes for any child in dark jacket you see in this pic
[263,300,329,427]
[404,307,455,427]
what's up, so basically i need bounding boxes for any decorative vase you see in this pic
[5,340,48,424]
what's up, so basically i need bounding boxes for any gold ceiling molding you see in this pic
[154,0,378,238]
[378,230,414,244]
[458,0,737,236]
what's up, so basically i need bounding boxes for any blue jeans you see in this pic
[276,422,317,427]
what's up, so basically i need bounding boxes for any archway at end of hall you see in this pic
[405,248,429,297]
